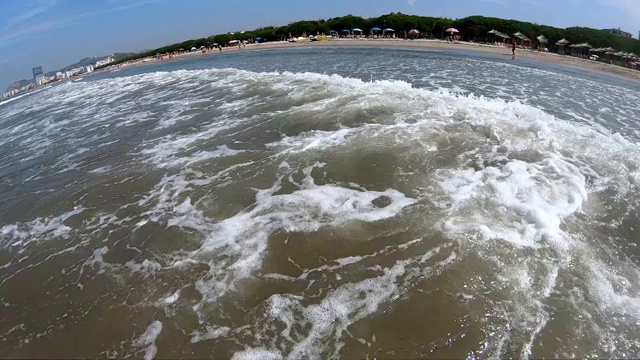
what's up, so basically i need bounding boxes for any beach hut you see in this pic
[570,43,592,58]
[383,28,394,37]
[488,29,499,44]
[512,32,531,48]
[536,35,548,50]
[556,38,570,55]
[493,31,510,46]
[352,28,363,36]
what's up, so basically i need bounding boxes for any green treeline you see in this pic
[110,13,640,65]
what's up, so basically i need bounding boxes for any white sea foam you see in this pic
[231,348,283,360]
[1,61,640,358]
[189,161,416,303]
[133,320,163,360]
[0,207,85,251]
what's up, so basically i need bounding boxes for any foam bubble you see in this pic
[231,348,283,360]
[0,207,85,251]
[133,320,163,360]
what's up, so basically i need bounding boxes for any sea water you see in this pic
[1,47,640,359]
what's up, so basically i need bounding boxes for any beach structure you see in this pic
[555,38,570,54]
[352,28,363,36]
[536,35,548,50]
[488,30,510,45]
[513,32,531,47]
[488,29,499,43]
[569,43,592,58]
[445,27,459,41]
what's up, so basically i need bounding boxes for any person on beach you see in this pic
[512,38,516,55]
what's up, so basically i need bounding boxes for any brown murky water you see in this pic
[1,48,640,359]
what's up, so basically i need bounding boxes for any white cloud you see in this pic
[407,0,416,6]
[0,20,61,44]
[4,0,56,29]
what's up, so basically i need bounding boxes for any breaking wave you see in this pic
[1,57,640,359]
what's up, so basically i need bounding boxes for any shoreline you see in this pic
[111,39,640,82]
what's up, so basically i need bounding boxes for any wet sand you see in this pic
[120,39,640,81]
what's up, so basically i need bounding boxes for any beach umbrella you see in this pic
[371,27,381,31]
[409,29,420,34]
[352,28,363,33]
[556,38,570,45]
[342,29,350,33]
[384,28,394,32]
[445,28,459,33]
[536,35,548,43]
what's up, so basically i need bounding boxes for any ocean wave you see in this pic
[1,61,639,358]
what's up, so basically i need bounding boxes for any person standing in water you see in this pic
[512,38,516,56]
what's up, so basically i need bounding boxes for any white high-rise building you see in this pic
[33,66,45,86]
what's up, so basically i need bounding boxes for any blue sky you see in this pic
[1,0,638,90]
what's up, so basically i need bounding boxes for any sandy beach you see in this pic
[122,38,640,81]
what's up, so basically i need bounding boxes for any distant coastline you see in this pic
[103,39,640,82]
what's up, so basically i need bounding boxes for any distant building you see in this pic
[65,67,84,78]
[33,66,45,86]
[85,65,94,73]
[95,56,115,68]
[603,27,632,38]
